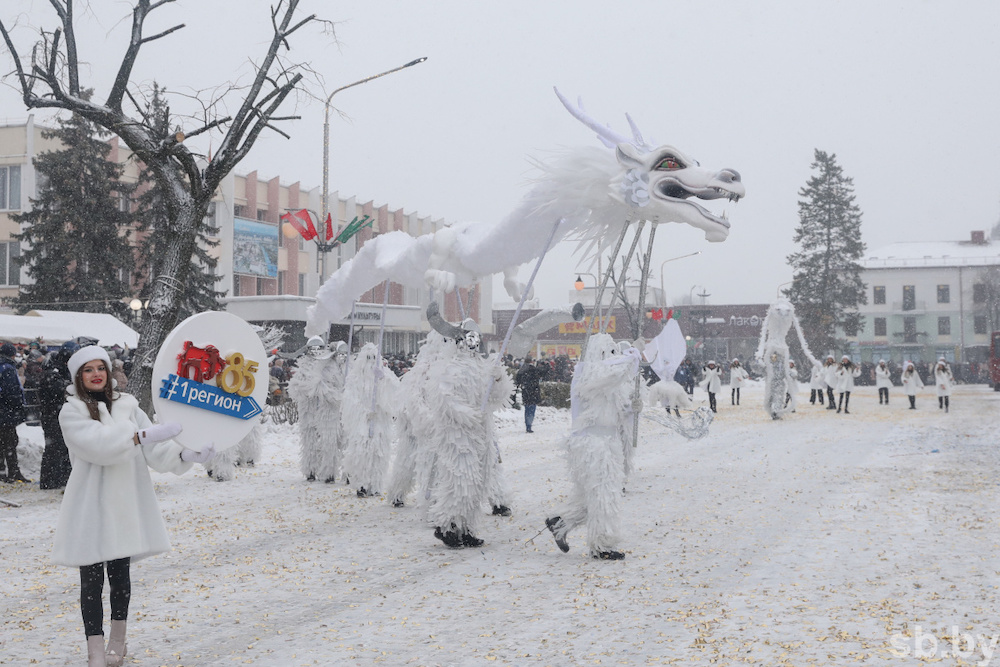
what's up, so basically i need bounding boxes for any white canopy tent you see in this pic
[0,310,138,348]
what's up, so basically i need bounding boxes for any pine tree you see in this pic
[12,99,134,317]
[785,149,867,357]
[133,84,225,320]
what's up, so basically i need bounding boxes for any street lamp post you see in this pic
[320,57,428,283]
[658,251,701,308]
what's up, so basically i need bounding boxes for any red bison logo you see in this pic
[177,341,227,383]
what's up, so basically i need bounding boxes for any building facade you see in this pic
[843,231,1000,365]
[0,116,490,352]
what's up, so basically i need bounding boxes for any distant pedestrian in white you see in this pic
[823,355,838,410]
[288,336,347,483]
[342,342,398,497]
[546,333,642,561]
[875,359,892,405]
[808,360,826,406]
[424,318,513,548]
[702,360,721,413]
[835,356,861,414]
[784,360,799,411]
[729,359,748,405]
[934,358,954,413]
[901,361,924,409]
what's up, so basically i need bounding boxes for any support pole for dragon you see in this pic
[630,224,658,448]
[481,218,564,414]
[368,281,391,438]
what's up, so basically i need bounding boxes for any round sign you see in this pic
[151,311,268,452]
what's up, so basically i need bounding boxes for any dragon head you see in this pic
[555,88,744,242]
[613,143,743,242]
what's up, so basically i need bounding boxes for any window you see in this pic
[233,204,248,218]
[902,285,916,311]
[0,165,21,210]
[277,271,285,294]
[257,209,267,221]
[937,285,950,303]
[118,193,130,213]
[937,316,951,336]
[232,275,241,297]
[903,316,917,343]
[973,283,986,304]
[0,242,20,286]
[874,317,887,337]
[974,315,988,335]
[873,286,886,305]
[298,272,305,296]
[256,277,264,296]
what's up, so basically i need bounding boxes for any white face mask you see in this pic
[462,330,481,351]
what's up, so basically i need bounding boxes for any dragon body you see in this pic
[306,89,745,334]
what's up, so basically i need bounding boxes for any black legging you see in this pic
[80,558,131,637]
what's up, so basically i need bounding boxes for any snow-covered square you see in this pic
[2,382,998,666]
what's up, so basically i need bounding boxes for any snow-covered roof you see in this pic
[862,239,1000,269]
[23,310,138,347]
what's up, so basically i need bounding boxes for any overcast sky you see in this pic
[3,1,1000,310]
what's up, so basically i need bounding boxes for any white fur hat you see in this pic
[68,345,111,381]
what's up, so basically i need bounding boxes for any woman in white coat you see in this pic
[934,358,955,413]
[823,355,838,410]
[808,360,826,406]
[901,361,924,409]
[702,360,722,413]
[835,355,861,414]
[875,359,892,405]
[54,346,213,667]
[729,359,749,405]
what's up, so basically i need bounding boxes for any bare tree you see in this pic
[0,1,324,412]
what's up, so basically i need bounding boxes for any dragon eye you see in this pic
[655,156,684,171]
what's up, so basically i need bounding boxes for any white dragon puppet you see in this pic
[306,88,745,334]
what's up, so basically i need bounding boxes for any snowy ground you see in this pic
[2,382,999,666]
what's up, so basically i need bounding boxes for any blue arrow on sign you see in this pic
[159,374,262,420]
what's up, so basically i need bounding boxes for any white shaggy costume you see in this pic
[53,389,192,567]
[206,420,263,482]
[341,343,398,496]
[386,332,454,506]
[547,333,641,560]
[424,333,514,547]
[288,345,347,482]
[646,379,691,416]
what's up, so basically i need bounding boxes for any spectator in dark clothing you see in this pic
[38,340,79,489]
[515,358,548,433]
[0,341,28,483]
[675,358,697,396]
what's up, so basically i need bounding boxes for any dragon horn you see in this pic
[554,86,631,150]
[426,301,465,340]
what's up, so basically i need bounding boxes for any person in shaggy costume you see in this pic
[386,332,453,507]
[424,319,514,548]
[288,336,348,483]
[53,346,214,667]
[342,342,398,497]
[205,419,264,482]
[546,333,642,561]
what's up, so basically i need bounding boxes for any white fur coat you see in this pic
[52,391,192,567]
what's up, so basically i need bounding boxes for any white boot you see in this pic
[106,619,127,667]
[86,635,105,667]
